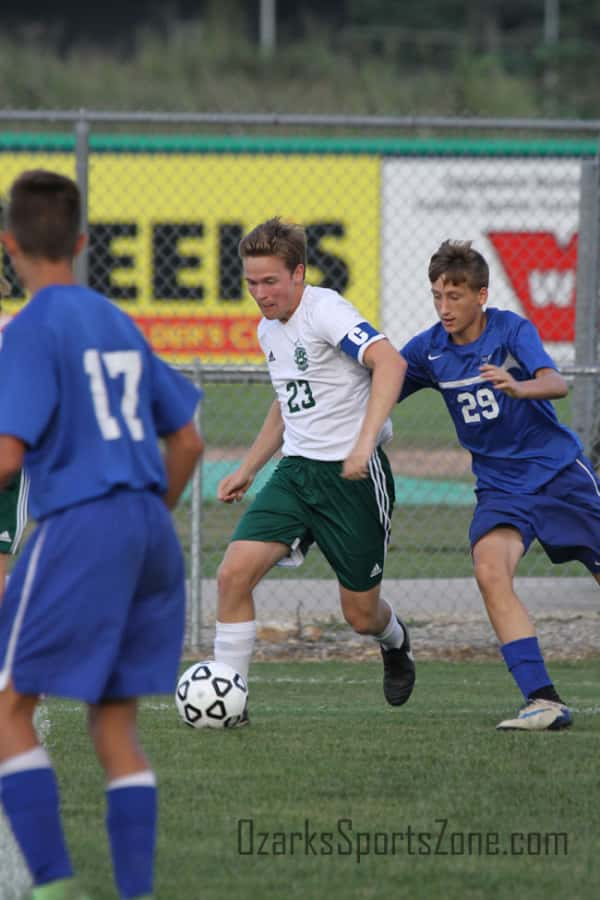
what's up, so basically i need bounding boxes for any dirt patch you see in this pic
[205,447,255,462]
[189,613,600,662]
[386,448,472,478]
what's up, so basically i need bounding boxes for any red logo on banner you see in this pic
[133,315,262,358]
[487,232,577,341]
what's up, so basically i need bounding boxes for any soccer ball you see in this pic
[175,660,248,729]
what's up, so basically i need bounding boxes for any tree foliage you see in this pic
[0,1,596,117]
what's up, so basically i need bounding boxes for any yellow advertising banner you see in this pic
[0,152,380,362]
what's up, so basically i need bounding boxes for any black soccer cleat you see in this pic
[380,618,415,706]
[230,701,250,728]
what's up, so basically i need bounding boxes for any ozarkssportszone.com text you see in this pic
[237,818,568,861]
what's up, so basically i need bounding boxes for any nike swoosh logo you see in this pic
[428,353,443,360]
[522,708,553,718]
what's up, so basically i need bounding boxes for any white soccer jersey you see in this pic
[258,285,393,460]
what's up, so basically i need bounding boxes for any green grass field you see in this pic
[33,659,600,900]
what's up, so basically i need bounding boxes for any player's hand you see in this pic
[341,444,373,480]
[217,469,254,503]
[479,364,523,399]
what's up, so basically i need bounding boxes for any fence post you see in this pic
[188,357,204,653]
[74,111,90,287]
[573,158,600,457]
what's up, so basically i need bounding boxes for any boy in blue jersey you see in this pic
[398,239,595,732]
[0,170,204,899]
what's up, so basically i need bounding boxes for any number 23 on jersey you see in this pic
[286,379,316,414]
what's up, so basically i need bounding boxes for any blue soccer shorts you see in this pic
[0,489,185,702]
[470,454,600,573]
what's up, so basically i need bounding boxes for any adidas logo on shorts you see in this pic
[370,562,382,577]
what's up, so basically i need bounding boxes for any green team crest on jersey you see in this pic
[294,344,309,372]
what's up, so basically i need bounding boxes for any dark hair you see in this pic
[6,169,81,261]
[428,240,489,291]
[239,217,307,273]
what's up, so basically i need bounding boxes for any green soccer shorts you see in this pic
[231,448,395,592]
[0,469,29,555]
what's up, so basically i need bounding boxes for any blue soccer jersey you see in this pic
[0,285,200,519]
[399,308,582,493]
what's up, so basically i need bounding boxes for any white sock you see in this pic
[374,604,405,650]
[214,620,257,681]
[107,770,156,790]
[0,745,50,776]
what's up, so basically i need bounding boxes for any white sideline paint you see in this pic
[0,704,51,899]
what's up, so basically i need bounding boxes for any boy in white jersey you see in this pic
[214,217,414,713]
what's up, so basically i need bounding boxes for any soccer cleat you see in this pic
[380,618,415,706]
[30,878,93,899]
[229,701,250,728]
[496,698,573,732]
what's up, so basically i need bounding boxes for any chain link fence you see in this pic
[1,111,599,651]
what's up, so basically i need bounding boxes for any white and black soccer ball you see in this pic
[175,660,248,729]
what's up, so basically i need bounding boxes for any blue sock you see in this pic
[0,763,72,885]
[501,637,553,700]
[106,776,157,899]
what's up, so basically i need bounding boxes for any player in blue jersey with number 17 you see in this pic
[398,239,600,732]
[0,170,204,900]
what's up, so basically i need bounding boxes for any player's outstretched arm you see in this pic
[342,340,407,480]
[0,435,24,489]
[162,420,204,509]
[217,399,284,503]
[480,365,568,401]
